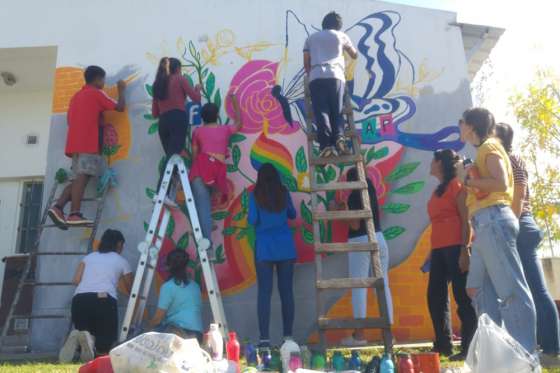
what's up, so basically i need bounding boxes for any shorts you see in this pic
[71,153,104,178]
[189,153,228,194]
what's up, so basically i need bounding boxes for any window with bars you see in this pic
[17,181,43,253]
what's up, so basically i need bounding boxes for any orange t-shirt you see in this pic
[427,178,463,249]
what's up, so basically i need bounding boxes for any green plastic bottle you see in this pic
[332,351,346,371]
[311,352,326,370]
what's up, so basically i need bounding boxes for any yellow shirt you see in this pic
[466,137,514,216]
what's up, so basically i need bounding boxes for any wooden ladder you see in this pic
[304,78,393,352]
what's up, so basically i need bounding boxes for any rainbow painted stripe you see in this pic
[250,133,293,178]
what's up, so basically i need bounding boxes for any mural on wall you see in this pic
[47,8,466,343]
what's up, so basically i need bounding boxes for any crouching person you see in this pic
[59,229,132,362]
[149,249,203,342]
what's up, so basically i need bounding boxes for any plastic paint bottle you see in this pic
[332,351,346,371]
[226,332,240,372]
[380,353,394,373]
[208,323,224,361]
[311,352,326,370]
[349,350,362,370]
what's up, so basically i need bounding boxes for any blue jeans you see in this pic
[191,177,212,242]
[309,78,345,150]
[467,205,537,353]
[518,213,560,354]
[255,260,295,341]
[348,233,393,324]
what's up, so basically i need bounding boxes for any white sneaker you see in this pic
[540,352,560,368]
[78,330,95,362]
[341,335,367,347]
[152,195,178,208]
[59,329,80,363]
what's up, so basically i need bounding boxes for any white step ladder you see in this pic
[119,154,228,342]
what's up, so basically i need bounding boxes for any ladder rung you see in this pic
[307,130,356,141]
[313,209,371,220]
[318,317,388,330]
[38,224,94,229]
[309,154,362,166]
[24,282,74,286]
[316,277,382,289]
[312,181,367,192]
[81,197,101,202]
[315,242,377,254]
[35,252,85,256]
[11,314,67,320]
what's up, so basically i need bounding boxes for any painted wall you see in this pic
[0,0,475,351]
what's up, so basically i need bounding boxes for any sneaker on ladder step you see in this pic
[78,330,95,362]
[48,205,68,230]
[152,195,178,208]
[59,329,80,363]
[67,213,94,226]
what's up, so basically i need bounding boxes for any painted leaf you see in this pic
[145,84,153,97]
[184,74,194,88]
[227,164,238,172]
[385,162,420,183]
[232,145,241,168]
[365,146,377,165]
[214,89,222,110]
[281,173,298,192]
[223,226,236,236]
[374,146,389,160]
[319,221,326,242]
[143,113,155,121]
[391,181,425,195]
[229,133,246,144]
[295,146,308,173]
[148,122,159,134]
[383,226,406,240]
[382,203,411,214]
[236,229,248,240]
[176,233,190,250]
[211,211,229,220]
[325,166,336,182]
[166,215,175,238]
[241,188,249,213]
[300,200,312,225]
[202,67,209,78]
[302,227,314,244]
[214,244,225,264]
[233,211,244,221]
[188,41,197,59]
[206,72,216,97]
[316,173,325,184]
[145,188,156,200]
[143,221,149,232]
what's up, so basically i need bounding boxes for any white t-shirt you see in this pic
[303,29,354,82]
[75,252,132,299]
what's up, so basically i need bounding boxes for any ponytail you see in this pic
[153,57,182,100]
[433,149,460,197]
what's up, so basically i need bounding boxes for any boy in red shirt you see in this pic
[48,66,126,227]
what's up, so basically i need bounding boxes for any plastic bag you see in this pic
[466,314,541,373]
[109,332,213,373]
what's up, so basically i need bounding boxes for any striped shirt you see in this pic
[509,153,531,214]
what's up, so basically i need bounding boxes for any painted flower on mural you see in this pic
[102,123,121,159]
[211,178,235,211]
[226,60,299,135]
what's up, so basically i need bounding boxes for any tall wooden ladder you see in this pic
[0,173,109,354]
[304,79,393,352]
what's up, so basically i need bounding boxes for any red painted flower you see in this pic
[211,178,235,211]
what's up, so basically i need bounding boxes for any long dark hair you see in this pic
[166,249,190,286]
[433,149,460,197]
[462,107,496,144]
[494,122,514,154]
[153,57,182,100]
[254,163,287,213]
[98,229,125,253]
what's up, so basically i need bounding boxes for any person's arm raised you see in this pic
[115,80,127,112]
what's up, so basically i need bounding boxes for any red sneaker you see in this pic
[67,213,94,226]
[48,206,68,230]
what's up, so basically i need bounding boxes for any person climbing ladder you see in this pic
[48,66,126,228]
[303,11,358,157]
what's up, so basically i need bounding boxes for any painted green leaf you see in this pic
[319,221,326,242]
[385,162,420,183]
[143,113,155,121]
[188,41,197,58]
[383,226,406,240]
[145,188,156,200]
[302,227,314,244]
[233,211,244,221]
[229,133,246,144]
[184,74,194,88]
[232,145,241,168]
[382,203,411,214]
[316,173,325,184]
[391,181,425,195]
[241,188,249,212]
[373,146,389,160]
[211,211,230,220]
[143,221,149,232]
[236,229,248,240]
[145,84,153,97]
[55,168,69,184]
[176,233,190,250]
[281,173,298,192]
[295,146,308,173]
[223,226,236,236]
[300,200,312,225]
[214,244,225,264]
[206,72,216,97]
[214,89,222,110]
[325,166,336,182]
[227,164,238,172]
[365,146,377,165]
[202,67,209,78]
[166,215,175,238]
[148,122,159,134]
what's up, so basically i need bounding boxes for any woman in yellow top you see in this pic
[459,108,536,354]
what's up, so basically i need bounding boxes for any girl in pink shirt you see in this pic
[190,95,242,259]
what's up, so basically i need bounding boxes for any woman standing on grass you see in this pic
[248,163,297,347]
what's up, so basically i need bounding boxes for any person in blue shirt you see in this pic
[149,249,203,342]
[248,163,297,347]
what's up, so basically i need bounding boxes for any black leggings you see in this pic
[157,109,189,189]
[71,293,118,354]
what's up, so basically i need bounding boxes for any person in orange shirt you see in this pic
[426,149,477,361]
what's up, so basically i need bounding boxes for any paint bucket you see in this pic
[411,352,440,373]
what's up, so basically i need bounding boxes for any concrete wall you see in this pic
[0,0,476,351]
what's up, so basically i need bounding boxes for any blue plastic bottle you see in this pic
[332,351,346,371]
[349,350,362,370]
[380,353,394,373]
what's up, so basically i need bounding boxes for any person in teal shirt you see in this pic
[149,249,203,341]
[248,163,297,347]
